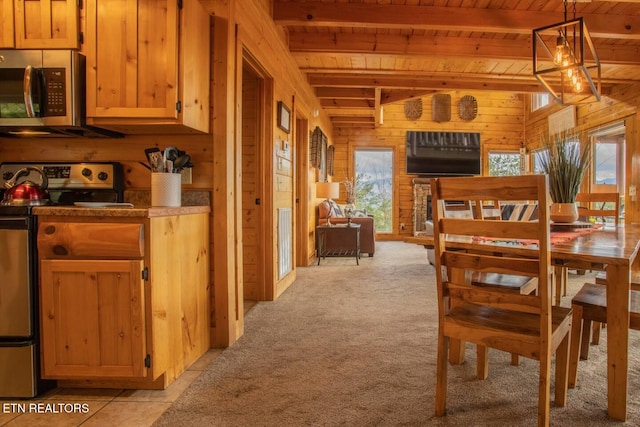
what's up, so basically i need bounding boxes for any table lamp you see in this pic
[317,181,340,226]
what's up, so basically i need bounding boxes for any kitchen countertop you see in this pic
[33,205,210,218]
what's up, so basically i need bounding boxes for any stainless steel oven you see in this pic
[0,214,47,397]
[0,162,125,397]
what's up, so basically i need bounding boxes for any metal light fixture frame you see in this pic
[533,17,601,105]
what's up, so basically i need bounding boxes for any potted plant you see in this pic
[537,131,591,223]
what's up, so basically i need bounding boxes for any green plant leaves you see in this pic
[537,132,591,203]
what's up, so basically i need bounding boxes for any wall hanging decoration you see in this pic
[310,126,327,171]
[327,145,335,177]
[432,94,451,122]
[277,101,291,133]
[458,95,478,121]
[318,137,327,182]
[404,98,423,120]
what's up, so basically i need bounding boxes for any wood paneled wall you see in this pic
[330,91,525,238]
[524,83,640,224]
[0,0,332,348]
[242,68,260,301]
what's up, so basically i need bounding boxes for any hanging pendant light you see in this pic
[532,0,601,105]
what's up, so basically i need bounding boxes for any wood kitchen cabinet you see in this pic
[0,0,80,49]
[37,211,210,389]
[39,259,147,378]
[84,0,210,134]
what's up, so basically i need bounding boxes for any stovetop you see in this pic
[0,162,125,214]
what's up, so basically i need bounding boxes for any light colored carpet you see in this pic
[153,241,640,426]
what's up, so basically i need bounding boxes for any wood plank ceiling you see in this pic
[272,0,640,128]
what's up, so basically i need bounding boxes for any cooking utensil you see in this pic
[172,154,190,172]
[163,146,179,171]
[1,166,50,206]
[144,147,163,172]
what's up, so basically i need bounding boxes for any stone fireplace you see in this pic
[412,178,431,236]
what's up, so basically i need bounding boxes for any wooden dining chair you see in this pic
[569,282,640,388]
[580,270,640,351]
[571,192,621,339]
[431,174,572,427]
[575,192,620,226]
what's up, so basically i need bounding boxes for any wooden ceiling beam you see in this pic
[273,3,640,40]
[320,99,375,108]
[323,107,375,117]
[308,73,613,95]
[308,73,552,93]
[331,116,375,123]
[381,90,436,105]
[315,87,376,99]
[288,33,640,65]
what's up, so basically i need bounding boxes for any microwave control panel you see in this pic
[42,68,66,116]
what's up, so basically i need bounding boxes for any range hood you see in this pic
[0,124,124,138]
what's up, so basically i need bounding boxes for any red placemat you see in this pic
[472,223,602,246]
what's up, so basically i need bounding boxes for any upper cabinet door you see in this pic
[85,0,179,121]
[0,0,15,48]
[13,0,80,49]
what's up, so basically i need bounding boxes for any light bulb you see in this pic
[554,36,566,65]
[574,77,583,92]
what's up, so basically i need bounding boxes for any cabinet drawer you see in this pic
[38,222,144,259]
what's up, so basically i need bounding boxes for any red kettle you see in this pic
[1,166,50,206]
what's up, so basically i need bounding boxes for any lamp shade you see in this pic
[316,182,339,199]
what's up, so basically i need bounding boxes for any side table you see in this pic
[316,223,361,265]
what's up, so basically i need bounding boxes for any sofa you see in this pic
[318,200,376,257]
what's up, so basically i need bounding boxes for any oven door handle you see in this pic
[0,217,30,229]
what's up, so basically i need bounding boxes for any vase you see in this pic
[550,202,579,223]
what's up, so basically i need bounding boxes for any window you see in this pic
[354,149,393,233]
[488,151,521,176]
[590,122,625,221]
[590,123,625,189]
[532,93,550,111]
[533,134,581,174]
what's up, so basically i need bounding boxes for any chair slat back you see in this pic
[575,192,620,226]
[431,175,551,318]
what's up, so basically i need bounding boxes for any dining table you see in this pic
[406,223,640,421]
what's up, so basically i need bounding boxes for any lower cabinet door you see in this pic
[40,259,147,379]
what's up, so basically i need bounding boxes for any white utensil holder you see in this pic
[152,173,181,207]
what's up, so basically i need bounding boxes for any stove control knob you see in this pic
[98,172,108,181]
[82,168,92,177]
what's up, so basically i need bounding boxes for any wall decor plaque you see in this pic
[327,145,335,177]
[459,95,478,121]
[432,94,451,122]
[404,98,423,120]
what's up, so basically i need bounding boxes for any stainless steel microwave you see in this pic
[0,50,121,138]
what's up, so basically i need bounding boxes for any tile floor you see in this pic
[0,300,263,426]
[0,348,224,427]
[1,302,259,426]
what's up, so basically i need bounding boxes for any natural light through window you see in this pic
[488,151,521,176]
[532,93,550,111]
[355,149,393,233]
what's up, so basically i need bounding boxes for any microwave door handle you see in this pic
[23,65,36,118]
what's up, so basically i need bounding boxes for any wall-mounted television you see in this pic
[406,131,481,176]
